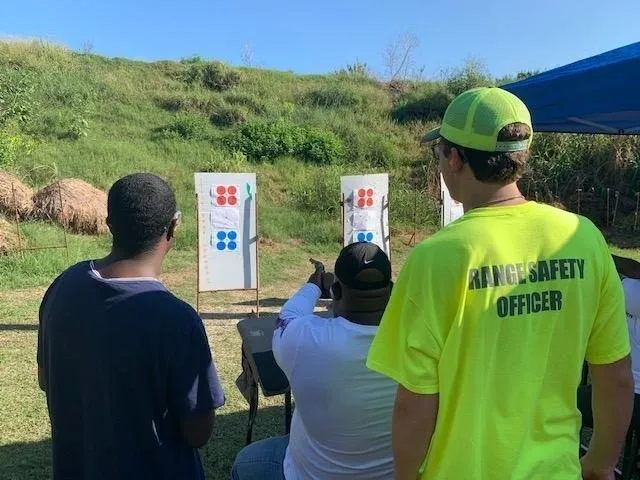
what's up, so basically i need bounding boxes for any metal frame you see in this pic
[9,179,69,260]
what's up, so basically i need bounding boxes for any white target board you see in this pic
[341,174,390,256]
[195,172,257,292]
[440,173,464,227]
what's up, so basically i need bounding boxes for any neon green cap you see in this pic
[422,87,533,152]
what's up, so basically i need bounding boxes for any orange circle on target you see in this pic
[228,185,237,195]
[228,196,237,206]
[358,189,365,197]
[357,198,366,208]
[217,196,226,205]
[366,188,373,197]
[216,186,226,195]
[366,198,373,207]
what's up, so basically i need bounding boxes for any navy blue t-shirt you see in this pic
[37,261,225,480]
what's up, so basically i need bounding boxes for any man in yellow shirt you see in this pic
[366,87,634,480]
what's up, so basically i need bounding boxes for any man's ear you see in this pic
[331,281,342,301]
[449,148,465,173]
[166,219,178,241]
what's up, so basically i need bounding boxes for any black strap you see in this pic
[246,378,259,445]
[285,391,292,434]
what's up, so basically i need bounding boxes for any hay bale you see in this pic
[0,171,33,218]
[33,178,108,235]
[0,216,20,254]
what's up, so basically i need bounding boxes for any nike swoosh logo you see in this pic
[363,259,374,265]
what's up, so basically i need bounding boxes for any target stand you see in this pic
[340,174,391,260]
[194,173,260,319]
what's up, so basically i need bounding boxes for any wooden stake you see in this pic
[254,190,260,318]
[612,191,620,226]
[58,179,70,261]
[576,188,582,214]
[340,192,345,247]
[634,193,639,232]
[606,188,610,227]
[11,182,25,259]
[195,193,200,315]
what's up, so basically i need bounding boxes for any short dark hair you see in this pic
[442,123,531,184]
[107,173,177,256]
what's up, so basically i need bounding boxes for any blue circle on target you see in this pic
[357,232,366,242]
[217,231,226,240]
[216,241,226,250]
[228,230,237,240]
[228,241,237,251]
[366,232,373,241]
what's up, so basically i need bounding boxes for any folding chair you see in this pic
[236,315,293,445]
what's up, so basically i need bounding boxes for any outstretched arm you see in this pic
[278,270,333,323]
[278,283,322,323]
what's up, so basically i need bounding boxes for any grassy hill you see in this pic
[1,40,639,288]
[0,40,445,286]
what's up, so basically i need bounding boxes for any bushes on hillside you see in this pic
[392,83,453,123]
[444,59,493,96]
[154,92,220,114]
[209,104,249,127]
[0,131,34,167]
[225,120,344,164]
[391,60,493,123]
[300,84,367,109]
[332,123,404,168]
[0,67,36,126]
[202,62,242,92]
[177,60,242,92]
[153,114,210,140]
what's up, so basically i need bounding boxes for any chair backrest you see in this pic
[237,315,290,396]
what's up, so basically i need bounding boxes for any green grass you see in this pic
[0,239,419,480]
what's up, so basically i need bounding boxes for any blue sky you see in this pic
[2,0,639,78]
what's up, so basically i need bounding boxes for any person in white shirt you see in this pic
[579,255,640,425]
[231,242,398,480]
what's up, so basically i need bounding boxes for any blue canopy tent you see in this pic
[503,42,640,134]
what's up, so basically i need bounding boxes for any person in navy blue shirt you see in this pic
[37,173,225,480]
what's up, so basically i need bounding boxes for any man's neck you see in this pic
[94,250,162,280]
[462,182,526,212]
[337,310,384,326]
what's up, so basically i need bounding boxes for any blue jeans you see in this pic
[231,435,289,480]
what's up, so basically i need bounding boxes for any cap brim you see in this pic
[420,127,441,144]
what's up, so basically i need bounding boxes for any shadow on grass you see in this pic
[0,406,288,480]
[233,297,288,308]
[0,324,39,332]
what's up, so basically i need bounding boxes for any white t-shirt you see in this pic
[273,283,397,480]
[623,278,640,393]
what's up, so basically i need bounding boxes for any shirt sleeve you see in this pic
[586,252,631,365]
[37,274,62,368]
[623,278,640,319]
[273,283,321,377]
[167,310,225,419]
[367,247,442,394]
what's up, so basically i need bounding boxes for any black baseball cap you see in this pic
[334,242,392,291]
